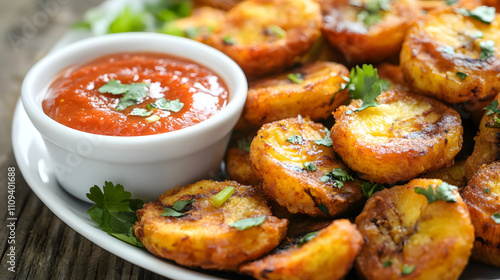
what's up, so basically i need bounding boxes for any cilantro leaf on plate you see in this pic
[414,182,458,204]
[86,182,144,247]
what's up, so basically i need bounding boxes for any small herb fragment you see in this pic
[414,182,458,204]
[303,162,317,172]
[402,264,416,275]
[492,213,500,224]
[483,100,500,128]
[361,181,385,198]
[484,188,491,194]
[184,26,200,39]
[288,73,304,84]
[298,232,317,247]
[318,204,329,215]
[383,260,393,267]
[211,186,235,208]
[161,199,196,217]
[446,0,458,5]
[86,182,144,247]
[353,0,392,27]
[230,215,266,230]
[237,138,251,152]
[148,98,184,112]
[266,25,286,38]
[223,35,235,45]
[129,108,154,117]
[479,40,496,60]
[343,64,386,112]
[172,199,196,212]
[287,135,303,145]
[456,72,468,81]
[456,6,496,24]
[314,130,333,147]
[321,168,354,188]
[98,80,150,111]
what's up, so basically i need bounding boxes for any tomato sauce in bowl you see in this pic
[42,52,229,136]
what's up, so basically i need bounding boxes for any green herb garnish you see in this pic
[287,73,304,84]
[230,215,266,230]
[383,260,393,267]
[161,199,196,217]
[320,168,354,188]
[298,232,317,247]
[314,130,333,147]
[287,135,303,145]
[211,186,235,208]
[361,181,385,198]
[354,0,392,27]
[456,72,468,81]
[184,26,200,39]
[446,0,458,5]
[303,162,317,172]
[456,6,496,24]
[402,264,416,275]
[266,25,286,38]
[148,98,184,112]
[479,40,496,60]
[237,138,251,152]
[318,204,329,215]
[86,182,144,247]
[99,80,150,111]
[414,182,457,204]
[492,213,500,224]
[343,64,385,112]
[484,188,491,194]
[223,35,235,45]
[483,100,500,128]
[129,108,154,117]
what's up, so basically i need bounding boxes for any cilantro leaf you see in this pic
[484,188,491,194]
[230,215,266,230]
[456,72,468,81]
[354,0,391,27]
[345,64,384,112]
[314,130,333,147]
[402,264,416,275]
[237,138,251,152]
[303,162,317,172]
[456,6,496,24]
[288,73,304,84]
[414,182,458,204]
[318,204,329,215]
[99,80,150,111]
[446,0,458,5]
[492,213,500,224]
[172,199,196,211]
[298,232,317,247]
[479,40,496,60]
[98,80,131,95]
[161,208,185,217]
[161,199,196,217]
[149,98,184,112]
[484,100,500,116]
[361,181,385,198]
[383,260,393,267]
[320,167,354,188]
[86,182,144,247]
[287,135,303,145]
[129,108,154,117]
[223,35,235,45]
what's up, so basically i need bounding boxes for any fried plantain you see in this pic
[250,116,366,217]
[167,6,226,43]
[331,89,463,184]
[239,219,363,280]
[320,0,420,63]
[133,180,288,270]
[207,0,322,78]
[420,160,468,188]
[224,130,260,186]
[242,61,350,127]
[462,161,500,267]
[400,7,500,104]
[355,178,474,280]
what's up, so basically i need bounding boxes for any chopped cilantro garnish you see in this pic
[456,6,496,24]
[86,182,144,247]
[148,98,184,112]
[266,25,286,38]
[211,186,235,208]
[383,260,393,267]
[414,182,457,204]
[184,26,200,39]
[161,199,196,217]
[354,0,391,27]
[320,167,354,188]
[344,64,385,112]
[98,79,131,95]
[288,73,304,84]
[492,213,500,224]
[99,80,150,111]
[129,108,154,117]
[446,0,458,5]
[230,215,266,230]
[361,181,385,198]
[484,100,500,116]
[303,162,317,172]
[456,72,468,81]
[479,40,496,60]
[298,232,317,247]
[287,135,303,145]
[172,199,196,211]
[402,264,416,275]
[484,188,491,194]
[223,35,235,45]
[314,130,333,147]
[161,208,185,217]
[237,138,251,152]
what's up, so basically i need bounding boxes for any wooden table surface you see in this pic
[0,0,172,279]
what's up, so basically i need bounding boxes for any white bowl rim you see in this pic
[21,32,247,150]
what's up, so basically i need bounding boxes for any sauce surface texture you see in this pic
[43,52,229,136]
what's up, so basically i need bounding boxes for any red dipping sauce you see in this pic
[43,52,229,136]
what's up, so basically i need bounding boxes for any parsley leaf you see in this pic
[230,215,266,230]
[288,73,304,84]
[314,130,333,147]
[129,108,154,117]
[456,6,496,24]
[298,232,317,247]
[149,98,184,112]
[414,182,458,204]
[303,162,317,172]
[344,64,385,112]
[492,213,500,224]
[361,181,385,198]
[402,264,416,275]
[86,182,144,247]
[479,40,496,60]
[456,72,468,81]
[287,135,303,144]
[321,167,354,188]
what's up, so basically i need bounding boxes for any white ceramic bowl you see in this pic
[21,33,247,202]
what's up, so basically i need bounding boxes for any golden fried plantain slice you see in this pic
[166,6,226,43]
[133,180,288,270]
[239,219,362,280]
[462,161,500,267]
[331,89,463,184]
[420,160,468,188]
[250,116,366,217]
[320,0,420,63]
[224,130,260,186]
[355,178,474,280]
[207,0,322,78]
[400,7,500,104]
[465,94,500,179]
[242,61,350,127]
